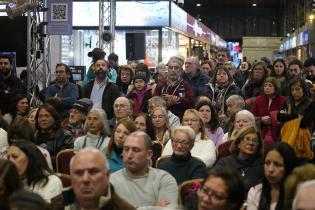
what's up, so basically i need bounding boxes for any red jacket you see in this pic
[154,78,195,119]
[250,94,287,149]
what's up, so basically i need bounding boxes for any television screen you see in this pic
[0,16,27,67]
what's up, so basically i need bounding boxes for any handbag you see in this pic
[280,104,314,159]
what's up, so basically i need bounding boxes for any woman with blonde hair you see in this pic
[162,109,216,167]
[151,106,171,145]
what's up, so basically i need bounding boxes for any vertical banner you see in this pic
[47,0,72,35]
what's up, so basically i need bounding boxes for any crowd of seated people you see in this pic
[0,49,315,210]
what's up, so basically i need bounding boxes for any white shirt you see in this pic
[90,79,107,109]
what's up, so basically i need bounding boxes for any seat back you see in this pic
[56,149,79,174]
[151,141,163,167]
[155,155,171,168]
[216,140,232,162]
[178,178,204,206]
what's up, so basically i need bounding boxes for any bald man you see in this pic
[65,148,135,210]
[292,180,315,210]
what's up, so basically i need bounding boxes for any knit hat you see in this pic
[88,48,106,63]
[71,99,91,114]
[133,72,148,83]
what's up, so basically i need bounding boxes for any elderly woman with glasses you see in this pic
[157,126,207,185]
[215,126,264,193]
[162,109,216,168]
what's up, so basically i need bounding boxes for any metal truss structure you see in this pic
[99,0,116,54]
[27,4,50,107]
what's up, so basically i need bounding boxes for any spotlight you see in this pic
[6,0,37,19]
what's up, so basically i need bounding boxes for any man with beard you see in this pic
[154,57,195,119]
[65,98,92,138]
[0,55,25,114]
[82,58,120,120]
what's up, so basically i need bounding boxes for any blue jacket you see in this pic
[106,149,124,173]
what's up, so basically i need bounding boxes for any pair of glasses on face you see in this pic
[198,187,228,201]
[171,140,190,147]
[242,137,259,146]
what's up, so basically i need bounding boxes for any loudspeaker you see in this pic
[125,33,145,60]
[101,31,113,43]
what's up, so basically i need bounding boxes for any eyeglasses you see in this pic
[242,137,259,145]
[172,140,190,146]
[198,187,228,201]
[113,104,129,109]
[182,118,199,123]
[185,62,193,65]
[168,65,180,70]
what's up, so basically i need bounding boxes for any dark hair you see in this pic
[8,94,28,121]
[8,117,35,144]
[35,104,61,131]
[288,59,303,70]
[9,140,52,187]
[45,97,66,119]
[201,60,213,68]
[271,59,289,79]
[0,55,13,64]
[195,100,219,132]
[258,142,297,210]
[249,61,268,83]
[0,159,22,197]
[304,57,315,68]
[202,168,245,210]
[9,191,50,210]
[216,48,231,59]
[135,63,151,82]
[55,63,71,75]
[212,64,233,85]
[288,77,308,102]
[135,113,156,141]
[106,118,137,157]
[108,53,118,62]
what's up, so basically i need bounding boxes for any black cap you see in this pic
[88,48,106,63]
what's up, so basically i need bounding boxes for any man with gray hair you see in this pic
[148,96,180,128]
[154,57,195,119]
[66,148,136,210]
[110,131,178,208]
[182,56,210,96]
[292,179,315,210]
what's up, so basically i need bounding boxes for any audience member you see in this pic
[0,55,26,114]
[116,65,134,96]
[9,191,50,210]
[104,118,137,173]
[0,159,22,210]
[110,131,178,208]
[134,113,156,141]
[215,126,264,193]
[197,168,245,210]
[3,94,29,125]
[74,108,111,150]
[45,63,79,110]
[292,180,315,210]
[148,96,180,128]
[157,126,207,185]
[196,100,224,146]
[182,56,210,96]
[151,106,171,145]
[82,58,120,120]
[67,147,136,210]
[246,142,297,210]
[7,140,63,210]
[162,109,216,168]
